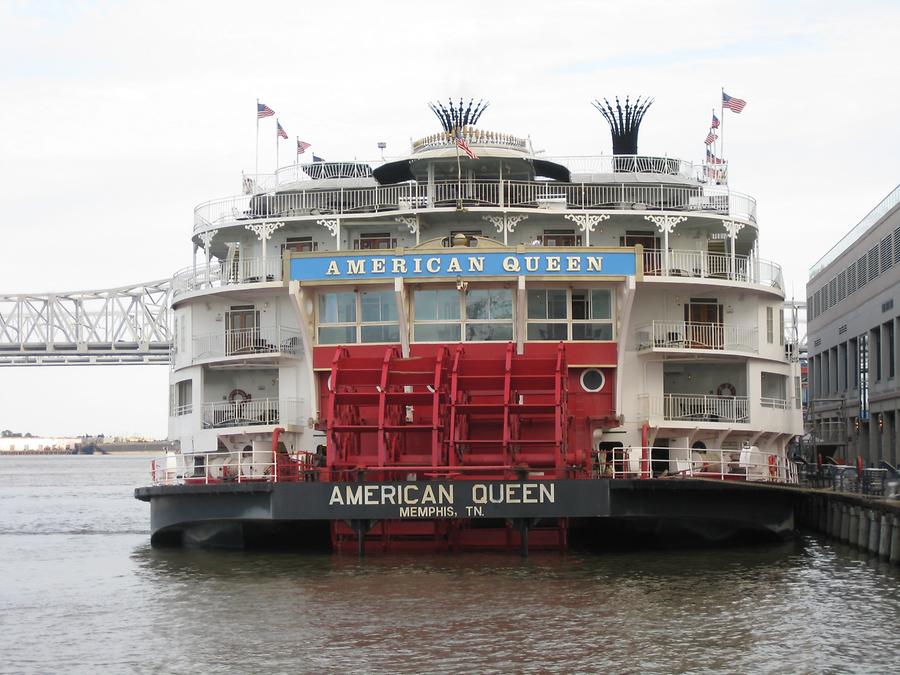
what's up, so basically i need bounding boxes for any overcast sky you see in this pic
[1,0,898,438]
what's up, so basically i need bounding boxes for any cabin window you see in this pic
[767,306,774,343]
[541,230,582,247]
[170,380,192,416]
[317,289,399,344]
[318,292,357,344]
[354,232,396,250]
[526,288,613,341]
[413,289,461,342]
[465,289,513,341]
[360,290,399,343]
[283,236,317,253]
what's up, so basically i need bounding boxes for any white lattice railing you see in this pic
[193,180,758,232]
[636,321,758,353]
[643,249,783,289]
[640,393,751,424]
[201,397,299,429]
[171,257,282,298]
[192,327,301,361]
[760,396,792,409]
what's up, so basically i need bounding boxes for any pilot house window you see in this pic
[527,288,613,341]
[317,289,399,344]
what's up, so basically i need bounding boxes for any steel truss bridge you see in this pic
[0,280,172,366]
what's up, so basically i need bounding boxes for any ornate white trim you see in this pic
[504,215,528,233]
[721,218,745,238]
[395,216,418,235]
[245,221,284,241]
[564,213,609,233]
[643,214,686,234]
[198,229,218,251]
[316,218,339,238]
[482,215,506,234]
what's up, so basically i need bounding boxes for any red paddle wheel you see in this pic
[323,342,578,552]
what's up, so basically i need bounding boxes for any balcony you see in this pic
[643,249,783,290]
[192,327,301,362]
[641,393,750,424]
[637,321,758,354]
[193,180,757,233]
[172,257,282,298]
[201,397,299,429]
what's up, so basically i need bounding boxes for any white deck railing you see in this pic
[193,180,757,232]
[643,249,783,289]
[641,393,751,423]
[598,445,796,483]
[150,449,317,485]
[171,257,282,298]
[636,321,758,353]
[201,397,299,429]
[760,396,792,409]
[193,327,301,361]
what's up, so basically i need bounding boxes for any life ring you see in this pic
[768,454,777,478]
[716,382,736,397]
[228,388,252,404]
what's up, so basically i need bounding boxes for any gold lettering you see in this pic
[468,257,484,273]
[587,256,603,272]
[364,485,378,505]
[438,484,453,504]
[522,484,537,504]
[524,256,539,272]
[413,258,422,273]
[391,258,407,274]
[567,257,582,272]
[546,256,561,272]
[426,257,440,273]
[326,261,340,276]
[371,258,386,274]
[505,483,521,504]
[346,486,363,505]
[421,485,436,505]
[472,484,487,504]
[502,256,520,272]
[382,485,397,504]
[447,257,462,273]
[347,260,365,275]
[403,484,419,504]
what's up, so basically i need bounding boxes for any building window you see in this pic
[766,306,774,344]
[413,289,461,342]
[526,288,613,341]
[354,232,396,250]
[464,289,513,341]
[888,320,896,379]
[874,327,882,381]
[779,309,785,346]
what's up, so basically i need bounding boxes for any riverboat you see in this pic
[136,97,803,552]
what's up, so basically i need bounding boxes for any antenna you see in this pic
[591,95,654,155]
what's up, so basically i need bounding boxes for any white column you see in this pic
[564,213,609,247]
[198,229,218,287]
[643,215,686,275]
[244,221,284,280]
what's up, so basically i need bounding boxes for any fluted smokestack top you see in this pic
[428,98,490,133]
[592,95,654,155]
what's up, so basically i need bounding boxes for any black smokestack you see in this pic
[592,95,654,155]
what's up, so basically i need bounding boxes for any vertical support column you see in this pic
[878,513,892,559]
[853,506,864,548]
[867,510,880,553]
[644,215,685,276]
[245,221,283,280]
[394,277,410,358]
[198,229,218,287]
[515,275,526,356]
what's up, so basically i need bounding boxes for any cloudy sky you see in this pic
[1,0,898,437]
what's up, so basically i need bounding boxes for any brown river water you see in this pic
[2,454,899,674]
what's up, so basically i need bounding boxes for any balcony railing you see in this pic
[760,396,792,409]
[171,257,282,298]
[201,397,299,429]
[641,393,750,423]
[193,327,301,361]
[643,249,783,290]
[637,321,758,353]
[193,180,757,232]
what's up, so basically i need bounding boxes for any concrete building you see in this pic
[807,184,900,466]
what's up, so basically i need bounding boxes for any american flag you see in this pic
[257,102,275,118]
[704,131,718,145]
[312,155,324,162]
[456,136,478,160]
[711,113,720,129]
[297,139,311,155]
[722,92,746,113]
[706,149,724,164]
[277,121,288,139]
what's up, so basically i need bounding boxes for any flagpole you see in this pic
[295,136,299,182]
[455,128,462,209]
[255,98,260,176]
[720,87,726,163]
[276,119,280,174]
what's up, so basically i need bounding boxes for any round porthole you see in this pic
[580,369,605,393]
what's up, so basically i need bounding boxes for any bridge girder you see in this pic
[0,280,173,366]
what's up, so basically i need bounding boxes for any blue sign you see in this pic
[291,251,636,281]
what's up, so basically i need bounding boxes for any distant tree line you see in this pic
[1,430,34,438]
